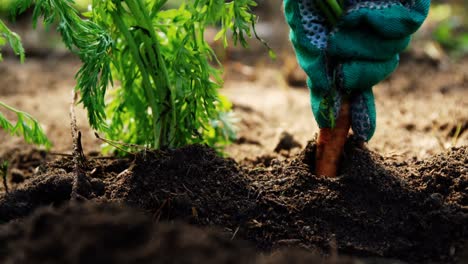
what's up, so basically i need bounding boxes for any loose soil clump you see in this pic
[0,142,466,263]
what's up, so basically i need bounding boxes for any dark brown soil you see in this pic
[0,142,466,263]
[0,202,256,264]
[244,140,467,261]
[1,201,428,264]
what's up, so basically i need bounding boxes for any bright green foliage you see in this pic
[0,0,14,13]
[0,21,50,147]
[0,19,24,62]
[430,4,468,58]
[88,0,257,150]
[2,0,260,152]
[21,0,257,151]
[433,18,468,58]
[15,0,113,131]
[0,102,51,147]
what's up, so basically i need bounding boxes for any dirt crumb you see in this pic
[274,131,302,153]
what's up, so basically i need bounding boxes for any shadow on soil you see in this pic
[0,142,466,263]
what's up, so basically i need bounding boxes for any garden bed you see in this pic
[0,45,467,263]
[0,140,466,263]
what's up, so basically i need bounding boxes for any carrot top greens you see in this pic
[0,0,262,152]
[0,19,50,147]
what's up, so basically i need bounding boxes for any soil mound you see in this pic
[0,143,466,263]
[244,141,467,262]
[104,145,255,228]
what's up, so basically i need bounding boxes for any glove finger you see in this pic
[328,28,410,61]
[340,0,430,39]
[285,0,332,94]
[284,0,328,53]
[350,89,376,141]
[340,55,399,94]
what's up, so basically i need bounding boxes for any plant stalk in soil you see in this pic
[0,161,8,194]
[315,99,351,177]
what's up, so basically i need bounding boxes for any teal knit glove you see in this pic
[284,0,430,141]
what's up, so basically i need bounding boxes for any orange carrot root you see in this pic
[315,99,351,177]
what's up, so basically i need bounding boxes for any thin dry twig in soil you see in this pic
[1,163,9,194]
[69,91,91,201]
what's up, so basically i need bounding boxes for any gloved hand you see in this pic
[284,0,430,141]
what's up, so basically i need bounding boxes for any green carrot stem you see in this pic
[316,0,338,26]
[338,0,345,10]
[111,4,161,148]
[326,0,343,18]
